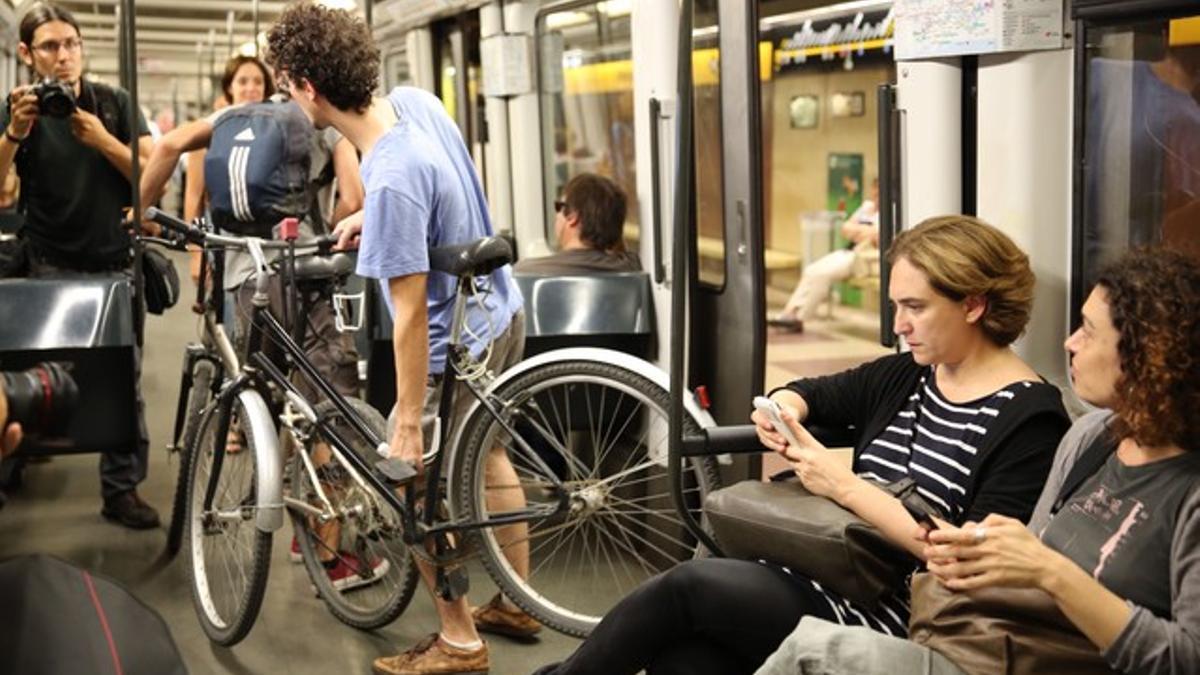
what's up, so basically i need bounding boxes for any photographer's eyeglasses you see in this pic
[31,38,83,56]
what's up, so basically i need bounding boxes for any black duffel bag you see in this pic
[705,476,933,609]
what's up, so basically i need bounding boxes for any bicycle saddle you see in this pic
[291,252,356,282]
[428,236,513,277]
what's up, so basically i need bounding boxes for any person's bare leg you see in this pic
[485,446,529,581]
[309,440,340,562]
[415,541,482,644]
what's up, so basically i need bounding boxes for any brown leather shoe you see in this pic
[372,634,489,675]
[471,593,541,641]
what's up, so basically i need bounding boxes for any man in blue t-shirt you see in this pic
[268,5,532,673]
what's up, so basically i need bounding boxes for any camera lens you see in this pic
[1,362,79,435]
[35,80,77,118]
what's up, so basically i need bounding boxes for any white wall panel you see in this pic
[976,49,1074,391]
[896,59,962,225]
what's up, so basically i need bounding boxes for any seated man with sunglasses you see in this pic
[515,173,641,275]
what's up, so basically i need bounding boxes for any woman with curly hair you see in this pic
[756,248,1200,675]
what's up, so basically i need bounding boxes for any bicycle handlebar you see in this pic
[143,207,339,254]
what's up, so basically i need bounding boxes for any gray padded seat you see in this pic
[0,277,138,454]
[513,272,653,358]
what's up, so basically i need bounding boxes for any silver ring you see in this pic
[972,526,988,544]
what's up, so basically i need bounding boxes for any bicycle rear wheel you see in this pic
[186,397,273,646]
[451,359,721,638]
[290,397,419,630]
[168,358,216,557]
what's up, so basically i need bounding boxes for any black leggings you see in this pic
[543,558,837,675]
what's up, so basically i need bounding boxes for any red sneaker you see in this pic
[323,552,390,592]
[290,536,302,564]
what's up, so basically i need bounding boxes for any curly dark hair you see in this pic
[266,2,379,113]
[1095,249,1200,451]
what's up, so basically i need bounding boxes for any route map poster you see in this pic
[894,0,1063,61]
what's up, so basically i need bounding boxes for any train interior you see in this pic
[1,0,1198,672]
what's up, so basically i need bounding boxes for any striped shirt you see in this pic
[789,368,1037,637]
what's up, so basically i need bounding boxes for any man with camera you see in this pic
[0,3,158,529]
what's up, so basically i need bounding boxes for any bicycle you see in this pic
[145,206,724,644]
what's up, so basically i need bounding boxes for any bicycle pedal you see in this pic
[375,458,418,486]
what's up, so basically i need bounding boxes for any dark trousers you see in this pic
[28,258,149,500]
[546,558,834,675]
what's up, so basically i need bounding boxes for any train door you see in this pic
[680,0,767,427]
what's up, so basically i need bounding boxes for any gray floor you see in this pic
[0,250,581,674]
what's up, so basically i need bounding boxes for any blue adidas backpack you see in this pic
[205,100,314,236]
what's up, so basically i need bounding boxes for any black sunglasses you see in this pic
[554,200,569,213]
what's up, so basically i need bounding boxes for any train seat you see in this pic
[0,276,139,455]
[362,271,655,414]
[513,271,653,358]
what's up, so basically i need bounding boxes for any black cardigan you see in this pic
[772,353,1070,525]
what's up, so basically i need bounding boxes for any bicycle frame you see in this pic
[176,224,573,553]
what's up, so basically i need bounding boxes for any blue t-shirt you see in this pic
[357,87,523,374]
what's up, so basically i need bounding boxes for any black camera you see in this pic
[32,78,77,118]
[1,362,79,435]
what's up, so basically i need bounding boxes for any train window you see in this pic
[1077,13,1200,297]
[692,0,726,288]
[536,1,637,250]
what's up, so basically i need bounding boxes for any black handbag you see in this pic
[141,248,180,315]
[704,476,931,609]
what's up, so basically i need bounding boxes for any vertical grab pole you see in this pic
[876,83,900,349]
[667,0,723,557]
[120,0,145,345]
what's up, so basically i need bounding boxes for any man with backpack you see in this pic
[268,4,532,674]
[0,3,158,529]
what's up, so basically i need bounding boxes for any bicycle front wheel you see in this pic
[185,397,273,646]
[290,397,419,630]
[168,358,216,557]
[452,359,721,637]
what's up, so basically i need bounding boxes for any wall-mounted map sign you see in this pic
[894,0,1063,61]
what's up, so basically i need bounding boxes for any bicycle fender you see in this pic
[445,347,719,477]
[237,388,285,533]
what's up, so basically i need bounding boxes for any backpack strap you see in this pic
[1050,429,1117,516]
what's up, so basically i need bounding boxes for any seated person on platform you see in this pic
[535,215,1070,675]
[773,178,879,331]
[757,248,1200,675]
[514,172,640,275]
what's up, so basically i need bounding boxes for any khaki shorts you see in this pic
[234,276,360,402]
[387,310,526,454]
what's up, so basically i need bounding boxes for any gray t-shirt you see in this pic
[1041,438,1200,620]
[1027,411,1200,675]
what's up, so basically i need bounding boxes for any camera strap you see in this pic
[80,79,124,141]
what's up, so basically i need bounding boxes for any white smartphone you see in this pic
[753,396,803,450]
